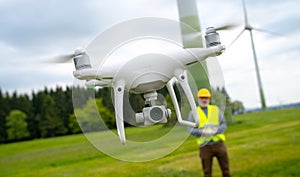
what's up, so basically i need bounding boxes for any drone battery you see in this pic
[205,27,221,48]
[73,54,91,70]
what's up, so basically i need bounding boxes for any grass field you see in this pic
[0,108,299,177]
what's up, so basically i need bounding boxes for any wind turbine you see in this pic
[230,0,267,111]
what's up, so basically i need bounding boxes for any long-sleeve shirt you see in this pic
[187,106,227,144]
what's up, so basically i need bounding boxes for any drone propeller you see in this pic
[47,53,74,63]
[44,47,85,63]
[214,23,239,31]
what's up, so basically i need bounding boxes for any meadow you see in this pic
[0,108,299,177]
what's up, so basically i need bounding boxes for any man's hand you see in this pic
[200,127,217,136]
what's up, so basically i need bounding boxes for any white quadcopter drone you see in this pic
[55,0,235,144]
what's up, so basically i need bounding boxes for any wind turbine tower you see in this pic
[231,0,267,111]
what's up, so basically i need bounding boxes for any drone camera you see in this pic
[136,106,171,126]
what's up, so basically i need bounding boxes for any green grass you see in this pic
[0,108,300,177]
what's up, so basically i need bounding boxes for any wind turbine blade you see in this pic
[228,29,245,48]
[253,27,282,36]
[242,0,249,26]
[177,0,203,48]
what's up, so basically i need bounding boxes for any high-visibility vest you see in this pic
[196,105,226,145]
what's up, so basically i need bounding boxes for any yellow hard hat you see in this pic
[197,88,211,98]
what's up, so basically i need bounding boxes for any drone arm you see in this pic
[73,68,100,80]
[191,45,225,60]
[74,67,114,87]
[182,45,225,66]
[113,80,126,144]
[85,79,112,88]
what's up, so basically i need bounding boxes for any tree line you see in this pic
[0,85,244,143]
[0,86,72,143]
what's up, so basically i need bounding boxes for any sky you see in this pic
[0,0,299,109]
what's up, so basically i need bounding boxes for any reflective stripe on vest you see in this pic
[196,105,226,145]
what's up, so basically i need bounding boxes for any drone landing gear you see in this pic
[114,81,126,144]
[166,70,199,127]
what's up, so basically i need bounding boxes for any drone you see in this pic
[53,0,235,144]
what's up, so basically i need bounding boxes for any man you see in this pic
[188,88,231,177]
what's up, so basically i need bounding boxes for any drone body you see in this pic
[66,0,232,144]
[73,45,224,144]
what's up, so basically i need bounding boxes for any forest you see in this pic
[0,85,244,143]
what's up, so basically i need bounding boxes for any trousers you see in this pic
[199,141,231,177]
